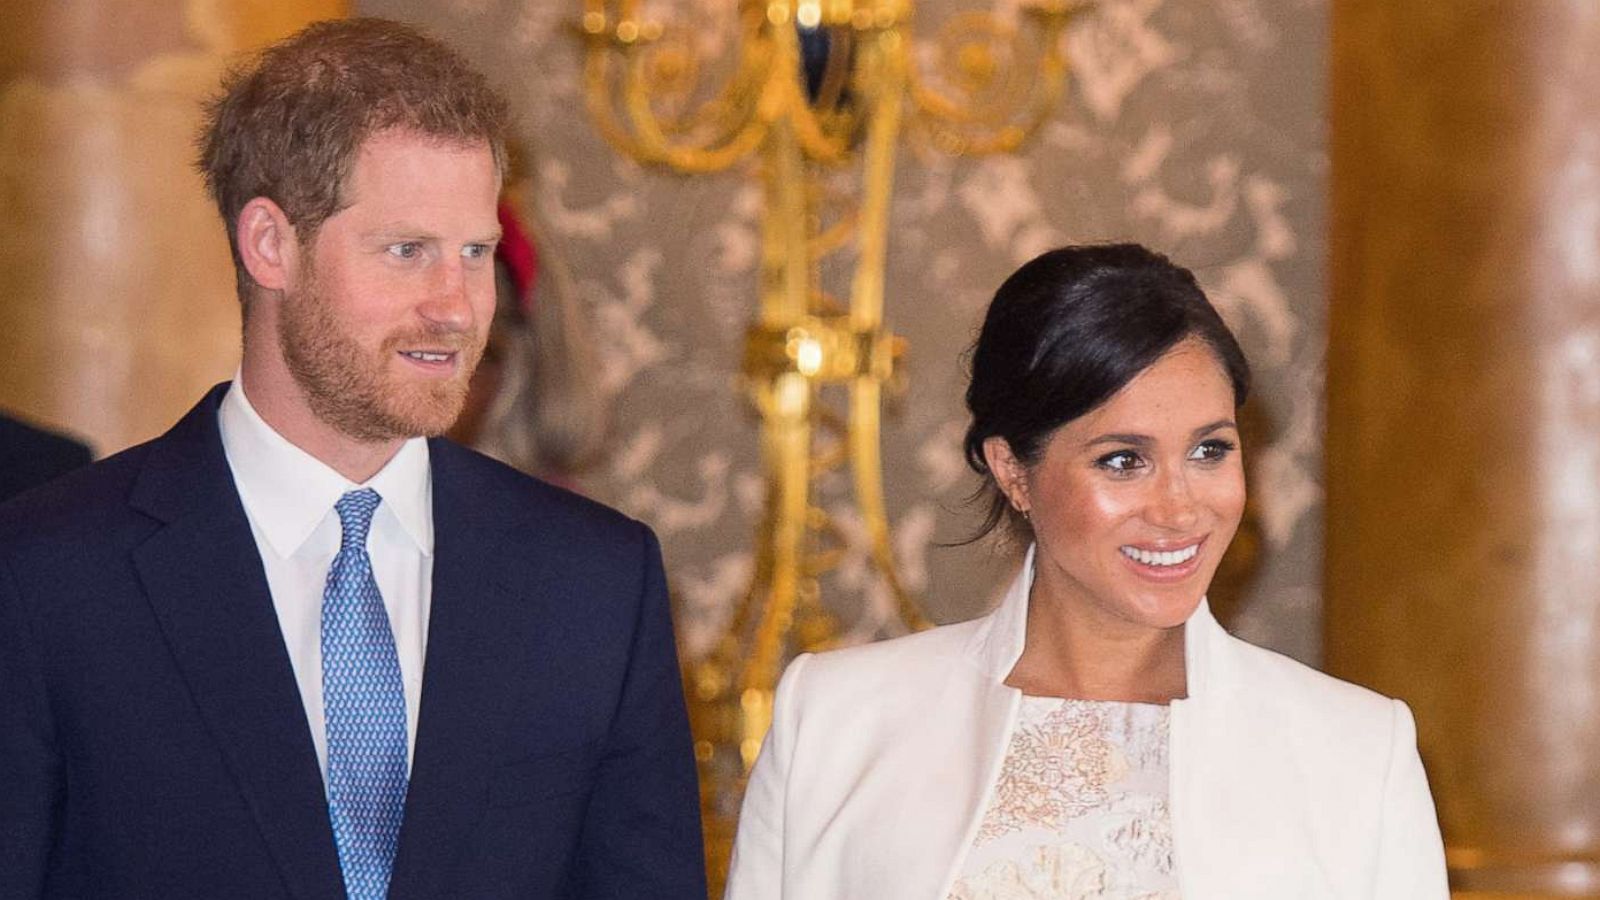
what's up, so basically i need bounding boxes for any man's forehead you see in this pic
[336,130,499,213]
[348,129,496,173]
[355,126,494,156]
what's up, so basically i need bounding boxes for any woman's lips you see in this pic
[1118,537,1207,582]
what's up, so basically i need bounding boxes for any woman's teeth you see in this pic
[1120,544,1199,567]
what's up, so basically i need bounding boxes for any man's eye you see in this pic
[388,242,423,259]
[462,243,493,260]
[1095,450,1144,473]
[1189,439,1238,463]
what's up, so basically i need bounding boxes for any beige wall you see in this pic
[0,0,345,454]
[364,0,1332,662]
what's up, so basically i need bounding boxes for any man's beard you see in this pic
[277,268,485,443]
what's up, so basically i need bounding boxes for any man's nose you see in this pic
[419,259,475,331]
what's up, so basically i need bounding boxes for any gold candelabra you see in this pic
[576,0,1086,886]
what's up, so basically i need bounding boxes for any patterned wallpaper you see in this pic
[363,0,1329,664]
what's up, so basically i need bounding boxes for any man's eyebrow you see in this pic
[366,225,438,240]
[363,226,504,243]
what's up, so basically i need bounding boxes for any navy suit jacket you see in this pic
[0,386,706,899]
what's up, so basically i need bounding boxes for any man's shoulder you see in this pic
[0,436,169,603]
[428,442,667,621]
[428,439,650,549]
[0,438,154,545]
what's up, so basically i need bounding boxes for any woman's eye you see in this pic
[1189,439,1237,463]
[1096,450,1144,473]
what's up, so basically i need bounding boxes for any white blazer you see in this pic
[726,549,1449,899]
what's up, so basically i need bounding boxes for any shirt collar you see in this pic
[218,376,433,559]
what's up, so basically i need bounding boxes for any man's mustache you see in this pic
[381,326,485,353]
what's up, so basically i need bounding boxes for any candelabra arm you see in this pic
[848,25,907,329]
[850,377,931,631]
[740,114,814,710]
[906,3,1087,157]
[579,1,780,172]
[620,53,776,172]
[767,18,858,165]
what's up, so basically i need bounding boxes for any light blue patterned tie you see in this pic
[322,488,408,900]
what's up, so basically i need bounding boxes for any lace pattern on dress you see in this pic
[948,697,1177,900]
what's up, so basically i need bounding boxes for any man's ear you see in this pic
[982,435,1031,515]
[236,197,300,292]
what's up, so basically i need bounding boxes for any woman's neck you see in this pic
[1003,581,1189,704]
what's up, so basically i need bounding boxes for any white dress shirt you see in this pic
[217,378,433,781]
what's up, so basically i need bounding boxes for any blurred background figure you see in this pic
[0,412,91,503]
[447,194,609,486]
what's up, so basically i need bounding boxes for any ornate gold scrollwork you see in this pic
[577,1,1084,889]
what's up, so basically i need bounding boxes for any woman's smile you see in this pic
[1119,536,1208,583]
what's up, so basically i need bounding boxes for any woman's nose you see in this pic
[1146,469,1201,530]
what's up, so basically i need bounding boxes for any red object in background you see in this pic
[496,203,540,315]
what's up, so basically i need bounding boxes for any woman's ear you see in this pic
[235,196,300,292]
[982,435,1031,516]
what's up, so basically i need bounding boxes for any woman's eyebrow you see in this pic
[1083,432,1151,449]
[1082,420,1238,449]
[1192,419,1238,438]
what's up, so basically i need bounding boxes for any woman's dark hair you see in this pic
[963,243,1251,541]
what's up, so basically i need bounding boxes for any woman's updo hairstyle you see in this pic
[963,243,1251,541]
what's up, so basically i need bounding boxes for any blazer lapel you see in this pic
[888,672,1021,900]
[1171,606,1315,898]
[388,442,526,899]
[849,553,1033,900]
[130,387,344,900]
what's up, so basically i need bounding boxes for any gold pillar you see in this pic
[1327,2,1600,896]
[0,0,345,455]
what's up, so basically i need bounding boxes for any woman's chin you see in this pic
[1122,588,1207,631]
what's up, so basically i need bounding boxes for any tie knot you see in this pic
[335,488,382,547]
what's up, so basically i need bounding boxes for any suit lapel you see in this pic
[131,386,344,900]
[388,441,525,899]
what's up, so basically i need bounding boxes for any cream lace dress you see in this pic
[947,696,1178,900]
